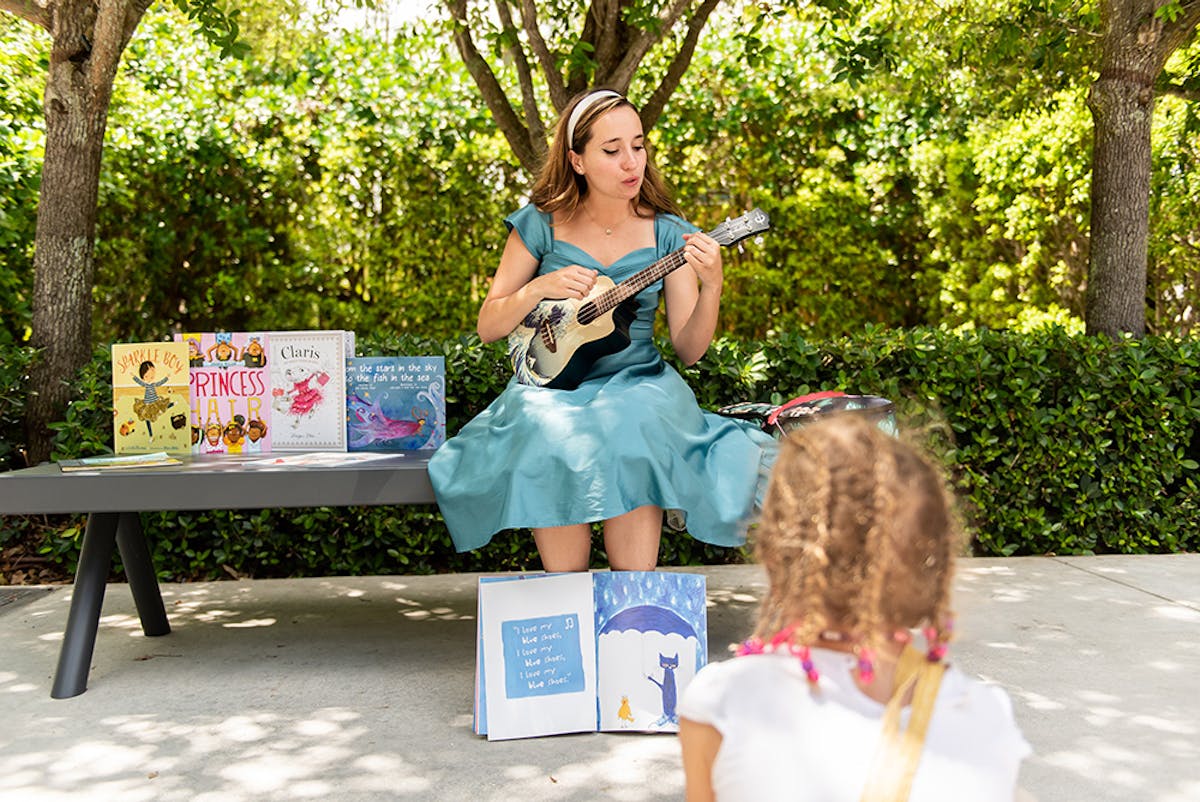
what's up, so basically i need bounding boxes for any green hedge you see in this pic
[2,328,1197,581]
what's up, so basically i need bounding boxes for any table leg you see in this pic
[51,512,118,699]
[115,512,170,637]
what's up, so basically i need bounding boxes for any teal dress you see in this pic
[428,204,775,552]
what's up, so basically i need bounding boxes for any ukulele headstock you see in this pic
[708,208,771,247]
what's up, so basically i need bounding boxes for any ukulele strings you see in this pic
[587,248,689,315]
[535,218,745,341]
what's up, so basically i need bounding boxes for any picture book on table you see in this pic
[474,571,707,741]
[175,332,272,455]
[267,330,348,451]
[345,356,446,451]
[59,451,182,472]
[110,341,191,456]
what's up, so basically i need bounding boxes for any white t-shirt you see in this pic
[678,648,1030,802]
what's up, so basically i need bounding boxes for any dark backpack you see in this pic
[718,391,897,437]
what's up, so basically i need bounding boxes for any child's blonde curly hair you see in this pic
[750,415,961,661]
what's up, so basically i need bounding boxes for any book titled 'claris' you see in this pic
[268,330,349,451]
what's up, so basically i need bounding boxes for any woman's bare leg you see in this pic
[603,505,663,571]
[533,524,592,572]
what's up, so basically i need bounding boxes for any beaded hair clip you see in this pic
[735,627,820,684]
[924,621,953,662]
[736,620,954,686]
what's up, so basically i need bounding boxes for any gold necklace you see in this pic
[582,203,632,236]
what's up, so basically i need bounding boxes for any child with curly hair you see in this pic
[678,415,1030,802]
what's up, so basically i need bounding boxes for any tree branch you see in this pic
[1159,1,1200,57]
[519,0,567,110]
[0,0,51,30]
[85,0,151,97]
[88,0,131,95]
[443,0,540,173]
[607,0,694,88]
[639,0,722,131]
[496,0,546,159]
[589,0,622,86]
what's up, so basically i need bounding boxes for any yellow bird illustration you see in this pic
[617,695,635,727]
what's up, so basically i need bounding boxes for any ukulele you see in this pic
[508,208,771,389]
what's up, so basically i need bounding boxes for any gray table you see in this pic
[0,451,435,698]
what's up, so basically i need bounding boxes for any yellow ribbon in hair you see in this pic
[859,645,947,802]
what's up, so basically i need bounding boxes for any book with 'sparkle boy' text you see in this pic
[110,341,191,456]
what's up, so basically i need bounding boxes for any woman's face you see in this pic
[571,105,645,202]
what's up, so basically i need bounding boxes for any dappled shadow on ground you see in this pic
[955,556,1200,802]
[0,574,687,801]
[701,568,768,660]
[2,559,1198,801]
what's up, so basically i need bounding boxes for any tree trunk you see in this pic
[20,0,147,464]
[1084,0,1200,337]
[1085,70,1154,337]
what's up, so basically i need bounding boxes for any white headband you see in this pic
[566,90,622,150]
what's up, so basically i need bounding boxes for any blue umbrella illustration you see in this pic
[599,605,698,639]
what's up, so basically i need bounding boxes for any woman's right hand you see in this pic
[533,265,598,300]
[477,230,598,343]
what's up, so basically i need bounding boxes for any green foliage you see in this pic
[92,8,520,342]
[47,345,117,461]
[656,13,939,339]
[933,330,1200,556]
[0,26,39,465]
[7,330,1198,581]
[0,343,35,470]
[1148,77,1200,333]
[1,2,1197,350]
[912,89,1093,330]
[695,328,1200,557]
[171,0,250,58]
[652,4,1102,338]
[0,23,44,349]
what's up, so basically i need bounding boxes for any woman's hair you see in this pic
[529,89,682,221]
[750,415,960,656]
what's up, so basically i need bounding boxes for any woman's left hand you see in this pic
[682,232,723,290]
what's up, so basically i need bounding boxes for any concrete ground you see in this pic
[0,555,1197,801]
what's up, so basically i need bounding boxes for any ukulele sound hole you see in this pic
[577,301,598,326]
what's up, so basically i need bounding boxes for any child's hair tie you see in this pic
[924,621,953,662]
[735,636,765,656]
[854,645,876,685]
[737,628,820,685]
[796,644,818,684]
